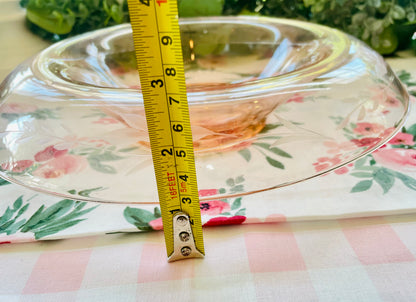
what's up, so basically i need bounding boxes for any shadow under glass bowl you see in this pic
[0,16,410,204]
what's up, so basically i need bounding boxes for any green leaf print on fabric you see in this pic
[0,196,98,239]
[123,207,160,231]
[350,155,416,194]
[231,197,242,210]
[29,108,60,120]
[72,146,128,174]
[125,176,248,231]
[265,156,285,169]
[253,142,292,158]
[394,172,416,191]
[397,70,416,96]
[238,140,291,169]
[1,108,59,122]
[0,178,10,186]
[351,180,373,193]
[237,119,293,169]
[238,149,251,162]
[373,168,396,194]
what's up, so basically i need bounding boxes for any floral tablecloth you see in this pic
[1,62,415,243]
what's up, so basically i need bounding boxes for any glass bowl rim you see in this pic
[31,16,352,104]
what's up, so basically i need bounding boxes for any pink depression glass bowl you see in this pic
[0,16,410,204]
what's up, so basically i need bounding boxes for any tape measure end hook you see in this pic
[168,212,205,262]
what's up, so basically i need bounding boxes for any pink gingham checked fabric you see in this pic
[2,214,416,301]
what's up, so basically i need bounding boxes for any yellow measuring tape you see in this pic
[127,0,204,261]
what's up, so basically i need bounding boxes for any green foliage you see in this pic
[224,0,416,55]
[223,0,309,19]
[397,70,416,96]
[21,0,416,54]
[0,178,10,186]
[123,207,160,231]
[253,142,292,158]
[20,0,129,41]
[350,155,416,194]
[225,176,245,194]
[0,196,97,239]
[351,179,373,193]
[238,149,251,162]
[178,0,224,17]
[74,146,125,174]
[239,140,290,169]
[231,197,242,210]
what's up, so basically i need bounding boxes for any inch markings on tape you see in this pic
[127,0,204,261]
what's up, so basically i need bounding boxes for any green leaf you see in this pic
[266,156,284,169]
[1,113,19,122]
[20,205,45,232]
[4,219,27,235]
[238,149,251,162]
[26,6,75,35]
[154,207,161,218]
[398,70,412,83]
[226,178,235,187]
[0,178,10,186]
[78,187,105,197]
[34,199,74,223]
[88,157,117,174]
[354,165,377,172]
[253,142,270,149]
[74,201,87,209]
[34,219,85,239]
[253,142,292,158]
[21,199,75,232]
[123,207,156,231]
[259,136,281,140]
[368,0,381,8]
[369,19,384,32]
[269,147,292,158]
[390,5,406,20]
[350,172,374,178]
[92,151,123,162]
[231,197,242,210]
[230,185,244,193]
[118,146,139,153]
[13,196,23,211]
[397,71,416,87]
[354,157,368,168]
[234,208,246,216]
[31,205,98,232]
[373,168,395,194]
[16,204,30,219]
[395,172,416,190]
[30,108,59,120]
[405,124,416,137]
[178,0,224,17]
[235,175,245,184]
[351,180,373,193]
[0,207,14,225]
[0,220,15,231]
[259,123,282,133]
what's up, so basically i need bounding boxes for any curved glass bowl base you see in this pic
[0,17,410,204]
